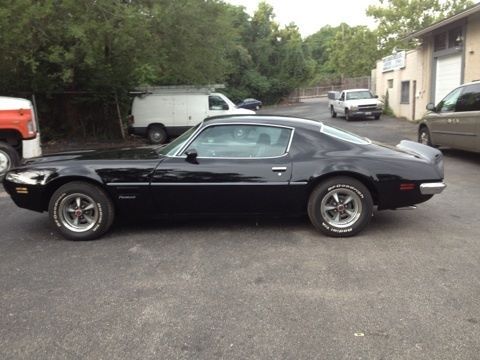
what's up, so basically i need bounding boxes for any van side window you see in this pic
[456,84,480,112]
[209,96,228,110]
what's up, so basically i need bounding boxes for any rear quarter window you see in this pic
[320,125,371,145]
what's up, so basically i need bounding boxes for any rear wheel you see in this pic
[308,177,373,237]
[0,142,20,179]
[147,124,167,144]
[48,181,115,241]
[345,109,351,121]
[418,126,433,146]
[330,106,337,118]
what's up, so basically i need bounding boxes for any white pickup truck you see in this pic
[328,88,383,121]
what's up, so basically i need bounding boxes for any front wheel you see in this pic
[374,114,381,120]
[418,126,433,146]
[49,181,115,240]
[345,109,351,121]
[308,177,373,237]
[0,143,20,179]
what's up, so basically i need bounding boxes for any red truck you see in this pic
[0,96,42,178]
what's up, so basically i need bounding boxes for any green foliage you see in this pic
[1,0,473,139]
[367,0,474,54]
[305,24,380,81]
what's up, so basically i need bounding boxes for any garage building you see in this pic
[373,3,480,121]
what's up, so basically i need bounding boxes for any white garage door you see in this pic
[435,54,462,104]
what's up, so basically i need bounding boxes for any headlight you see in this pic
[350,105,358,111]
[5,169,54,185]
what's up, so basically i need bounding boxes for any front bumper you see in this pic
[420,182,447,195]
[349,110,383,118]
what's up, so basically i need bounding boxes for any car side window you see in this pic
[437,87,463,113]
[184,125,292,158]
[456,84,480,112]
[209,96,228,110]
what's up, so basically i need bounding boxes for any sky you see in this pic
[224,0,379,38]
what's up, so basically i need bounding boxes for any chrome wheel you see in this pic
[151,131,162,141]
[58,193,99,233]
[320,188,362,228]
[0,150,11,175]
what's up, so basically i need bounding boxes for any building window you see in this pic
[401,81,410,104]
[387,79,393,88]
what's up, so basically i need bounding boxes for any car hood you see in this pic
[22,146,160,165]
[346,99,381,106]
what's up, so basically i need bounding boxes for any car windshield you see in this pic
[346,91,374,100]
[321,124,371,145]
[155,124,200,156]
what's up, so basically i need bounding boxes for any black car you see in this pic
[237,98,262,110]
[3,115,446,240]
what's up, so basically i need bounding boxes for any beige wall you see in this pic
[374,47,432,121]
[465,13,480,83]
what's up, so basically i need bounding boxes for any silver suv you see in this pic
[418,82,480,153]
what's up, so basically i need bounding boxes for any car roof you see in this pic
[456,81,480,88]
[203,114,322,131]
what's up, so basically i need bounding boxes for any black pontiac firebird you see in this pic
[3,115,446,241]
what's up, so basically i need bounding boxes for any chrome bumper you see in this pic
[420,182,447,195]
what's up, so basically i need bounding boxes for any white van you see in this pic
[128,90,255,144]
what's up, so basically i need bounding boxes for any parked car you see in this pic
[128,90,254,144]
[418,81,480,153]
[0,96,42,179]
[329,89,384,120]
[3,115,446,241]
[237,98,262,110]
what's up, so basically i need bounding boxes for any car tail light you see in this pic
[27,119,36,136]
[400,183,416,191]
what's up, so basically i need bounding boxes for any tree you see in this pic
[305,24,380,83]
[325,25,380,78]
[367,0,474,54]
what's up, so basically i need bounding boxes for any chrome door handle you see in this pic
[272,166,287,172]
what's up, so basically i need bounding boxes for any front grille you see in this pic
[358,105,377,111]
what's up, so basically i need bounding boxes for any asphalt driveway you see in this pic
[1,98,479,359]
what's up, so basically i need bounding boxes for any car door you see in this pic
[453,83,480,151]
[427,86,463,147]
[207,95,230,117]
[151,123,294,214]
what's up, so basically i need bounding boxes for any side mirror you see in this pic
[222,104,229,110]
[426,103,436,111]
[185,149,198,164]
[374,95,379,98]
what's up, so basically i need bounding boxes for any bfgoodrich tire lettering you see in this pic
[48,181,114,240]
[308,176,373,237]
